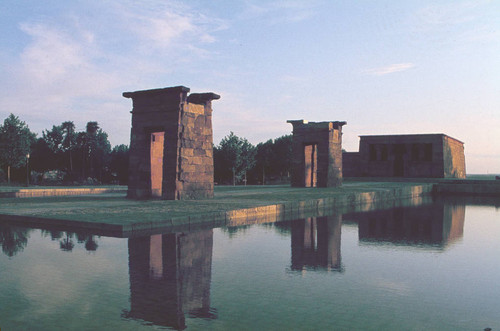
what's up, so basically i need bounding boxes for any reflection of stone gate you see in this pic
[288,120,346,188]
[124,86,220,200]
[126,230,214,329]
[291,215,342,271]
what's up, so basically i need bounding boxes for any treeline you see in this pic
[0,114,292,186]
[214,132,292,185]
[0,224,100,257]
[0,113,128,185]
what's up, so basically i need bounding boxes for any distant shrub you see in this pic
[41,170,66,185]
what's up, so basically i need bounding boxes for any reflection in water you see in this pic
[348,201,465,247]
[0,224,31,257]
[0,226,101,257]
[291,215,342,272]
[288,201,466,274]
[0,197,473,329]
[41,230,100,253]
[124,230,216,330]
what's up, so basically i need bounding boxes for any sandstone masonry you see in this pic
[288,120,346,188]
[343,134,466,178]
[124,86,219,200]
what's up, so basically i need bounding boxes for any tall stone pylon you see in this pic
[124,86,220,200]
[288,120,346,188]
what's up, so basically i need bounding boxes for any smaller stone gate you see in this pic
[287,120,346,188]
[124,86,219,200]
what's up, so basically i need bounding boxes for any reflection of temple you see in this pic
[126,230,214,329]
[350,202,465,247]
[291,215,342,271]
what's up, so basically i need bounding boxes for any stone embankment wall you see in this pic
[433,180,500,195]
[0,187,126,198]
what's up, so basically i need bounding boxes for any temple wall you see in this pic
[349,134,465,178]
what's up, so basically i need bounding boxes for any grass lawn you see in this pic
[0,182,430,226]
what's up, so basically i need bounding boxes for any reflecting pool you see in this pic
[1,197,499,330]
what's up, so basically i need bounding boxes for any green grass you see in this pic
[466,174,500,180]
[0,182,426,226]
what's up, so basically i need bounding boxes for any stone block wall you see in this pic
[177,95,217,199]
[342,152,361,177]
[443,135,466,178]
[353,134,465,178]
[288,120,346,188]
[358,135,444,178]
[124,86,219,200]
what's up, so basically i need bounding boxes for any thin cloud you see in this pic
[364,63,415,76]
[412,0,492,31]
[0,0,227,146]
[114,1,225,52]
[239,0,319,24]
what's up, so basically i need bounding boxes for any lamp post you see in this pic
[26,153,30,187]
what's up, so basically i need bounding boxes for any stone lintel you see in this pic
[288,120,347,131]
[359,133,463,145]
[187,93,221,105]
[331,121,347,130]
[123,86,190,99]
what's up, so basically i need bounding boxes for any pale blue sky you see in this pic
[0,0,498,173]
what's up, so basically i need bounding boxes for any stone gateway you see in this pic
[288,120,347,188]
[124,86,220,200]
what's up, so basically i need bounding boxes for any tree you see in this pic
[0,114,36,183]
[43,125,64,155]
[270,134,292,180]
[74,121,111,181]
[30,138,57,172]
[109,144,129,184]
[214,132,256,185]
[255,139,273,184]
[37,121,77,175]
[61,121,76,172]
[92,128,111,181]
[86,121,99,178]
[42,125,65,170]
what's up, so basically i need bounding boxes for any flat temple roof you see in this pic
[358,133,464,145]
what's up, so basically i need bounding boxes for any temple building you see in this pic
[343,134,465,178]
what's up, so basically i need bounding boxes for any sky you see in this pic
[0,0,498,173]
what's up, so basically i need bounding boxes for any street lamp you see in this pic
[26,153,30,187]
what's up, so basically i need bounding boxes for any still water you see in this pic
[1,197,499,330]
